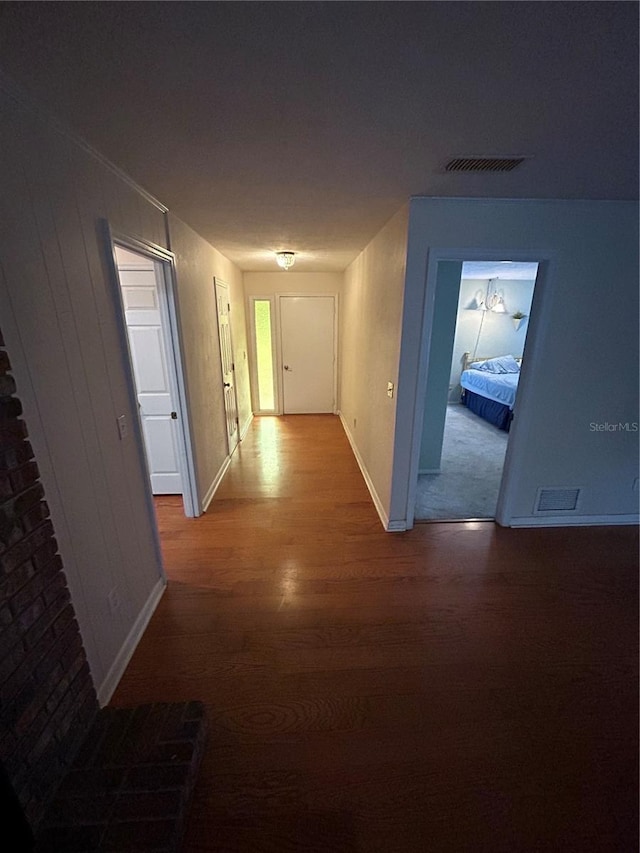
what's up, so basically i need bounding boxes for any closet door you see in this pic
[280,296,335,414]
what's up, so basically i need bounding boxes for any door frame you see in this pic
[214,277,240,454]
[403,248,556,529]
[275,293,339,415]
[246,294,279,415]
[103,222,200,519]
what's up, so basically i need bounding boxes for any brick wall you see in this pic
[0,329,98,829]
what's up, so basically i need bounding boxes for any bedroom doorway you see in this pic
[415,260,539,521]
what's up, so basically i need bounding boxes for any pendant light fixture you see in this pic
[276,251,295,270]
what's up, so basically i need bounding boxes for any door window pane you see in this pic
[254,300,275,410]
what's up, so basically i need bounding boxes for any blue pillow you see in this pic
[475,355,520,374]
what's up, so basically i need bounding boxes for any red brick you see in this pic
[0,558,36,604]
[4,483,45,518]
[112,789,182,820]
[9,459,39,493]
[0,356,100,827]
[0,508,24,551]
[101,818,177,851]
[0,417,28,442]
[123,763,190,791]
[0,519,55,574]
[16,595,46,635]
[0,471,12,500]
[0,440,34,471]
[32,538,59,571]
[0,372,16,396]
[19,499,49,533]
[0,636,26,684]
[0,397,23,419]
[10,556,61,618]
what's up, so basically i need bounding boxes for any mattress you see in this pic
[460,368,519,409]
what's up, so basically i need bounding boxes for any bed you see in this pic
[459,352,522,431]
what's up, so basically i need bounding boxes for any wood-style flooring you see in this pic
[112,415,638,852]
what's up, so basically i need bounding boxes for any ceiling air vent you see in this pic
[535,488,581,513]
[445,157,526,173]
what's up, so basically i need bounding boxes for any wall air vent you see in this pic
[445,157,526,173]
[535,488,581,513]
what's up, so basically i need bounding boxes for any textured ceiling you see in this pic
[0,2,637,271]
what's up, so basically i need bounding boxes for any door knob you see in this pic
[223,382,231,387]
[284,365,291,371]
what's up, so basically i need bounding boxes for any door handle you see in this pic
[284,365,292,371]
[170,411,177,420]
[223,382,231,387]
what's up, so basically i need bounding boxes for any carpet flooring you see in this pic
[415,403,509,520]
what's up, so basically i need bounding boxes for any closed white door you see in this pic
[280,296,335,413]
[215,280,239,454]
[120,268,183,494]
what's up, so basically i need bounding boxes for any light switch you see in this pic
[387,382,394,398]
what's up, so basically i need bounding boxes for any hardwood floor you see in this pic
[112,415,638,852]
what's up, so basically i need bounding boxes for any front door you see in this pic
[280,296,335,414]
[119,265,183,494]
[215,280,239,454]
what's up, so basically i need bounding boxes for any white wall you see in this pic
[339,206,409,528]
[167,214,251,507]
[449,277,535,399]
[0,86,251,701]
[243,271,342,297]
[0,89,168,700]
[419,261,462,472]
[391,198,639,527]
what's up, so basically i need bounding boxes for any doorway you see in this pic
[109,237,199,518]
[247,294,337,415]
[415,260,540,522]
[214,278,240,455]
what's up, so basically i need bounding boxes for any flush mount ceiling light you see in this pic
[276,251,295,270]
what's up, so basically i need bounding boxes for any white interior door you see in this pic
[215,280,239,454]
[120,267,183,494]
[280,296,335,413]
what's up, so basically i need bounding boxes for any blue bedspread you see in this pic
[460,369,519,409]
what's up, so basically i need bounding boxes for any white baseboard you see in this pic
[509,513,639,528]
[338,412,392,531]
[240,413,254,441]
[97,577,166,707]
[201,455,232,512]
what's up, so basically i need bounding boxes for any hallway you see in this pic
[113,416,638,852]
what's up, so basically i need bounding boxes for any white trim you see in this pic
[105,225,201,520]
[509,514,639,528]
[214,277,241,456]
[240,413,254,441]
[158,258,201,517]
[97,578,166,706]
[0,71,167,213]
[495,258,554,526]
[201,455,232,512]
[339,412,392,531]
[401,248,553,530]
[246,295,279,414]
